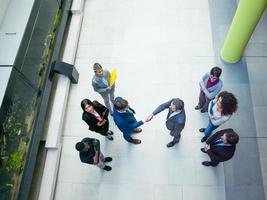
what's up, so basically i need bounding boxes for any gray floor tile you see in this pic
[98,184,154,200]
[226,107,256,133]
[235,138,261,158]
[183,186,225,200]
[225,186,265,200]
[154,185,182,200]
[54,183,74,200]
[195,158,225,186]
[72,183,99,200]
[258,139,267,157]
[260,157,267,186]
[254,106,267,132]
[250,84,267,107]
[224,157,264,186]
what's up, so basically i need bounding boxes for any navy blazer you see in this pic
[152,99,186,136]
[206,129,236,162]
[113,107,143,142]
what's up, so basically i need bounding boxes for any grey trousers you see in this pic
[170,132,181,143]
[100,85,115,113]
[197,94,211,112]
[96,152,105,169]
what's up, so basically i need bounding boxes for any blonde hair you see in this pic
[93,63,102,72]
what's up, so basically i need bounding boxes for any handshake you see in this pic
[144,114,154,123]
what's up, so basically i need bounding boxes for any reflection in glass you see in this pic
[0,74,37,199]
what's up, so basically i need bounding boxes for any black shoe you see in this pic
[202,161,211,166]
[199,128,205,132]
[200,148,207,153]
[200,109,206,113]
[133,128,142,133]
[201,136,208,143]
[106,135,114,141]
[103,166,112,171]
[132,139,141,144]
[108,130,114,135]
[195,105,201,110]
[166,141,177,148]
[104,157,112,162]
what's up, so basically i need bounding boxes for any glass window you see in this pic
[0,71,37,200]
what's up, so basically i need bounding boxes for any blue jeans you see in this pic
[204,120,219,137]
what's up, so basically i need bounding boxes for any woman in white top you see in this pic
[81,99,114,140]
[199,91,238,142]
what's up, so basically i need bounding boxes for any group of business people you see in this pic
[75,64,239,171]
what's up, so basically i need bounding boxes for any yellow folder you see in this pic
[109,68,117,86]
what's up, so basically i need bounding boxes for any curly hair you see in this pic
[217,91,238,115]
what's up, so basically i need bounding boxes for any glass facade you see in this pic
[0,70,37,200]
[0,0,62,199]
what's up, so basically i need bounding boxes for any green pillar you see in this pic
[221,0,267,63]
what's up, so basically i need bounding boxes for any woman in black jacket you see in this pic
[200,128,239,167]
[81,99,114,140]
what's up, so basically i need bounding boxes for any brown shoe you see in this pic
[132,128,142,133]
[132,139,141,144]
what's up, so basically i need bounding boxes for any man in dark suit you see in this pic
[75,137,112,171]
[113,97,148,144]
[146,98,186,148]
[201,128,239,167]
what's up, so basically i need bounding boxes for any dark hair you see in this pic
[218,91,238,115]
[172,98,184,111]
[75,142,85,151]
[114,97,128,111]
[81,98,93,111]
[225,131,239,145]
[210,66,222,78]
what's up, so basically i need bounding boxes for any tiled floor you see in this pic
[54,0,267,199]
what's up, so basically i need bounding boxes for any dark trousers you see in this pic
[171,132,181,143]
[208,157,220,166]
[96,121,109,136]
[197,94,211,112]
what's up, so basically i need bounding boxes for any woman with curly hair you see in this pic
[81,99,114,140]
[199,91,238,143]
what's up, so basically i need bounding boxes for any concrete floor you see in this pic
[54,0,267,199]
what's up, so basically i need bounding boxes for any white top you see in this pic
[168,110,181,119]
[208,99,231,126]
[91,110,101,119]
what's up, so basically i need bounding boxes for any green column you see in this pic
[221,0,267,63]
